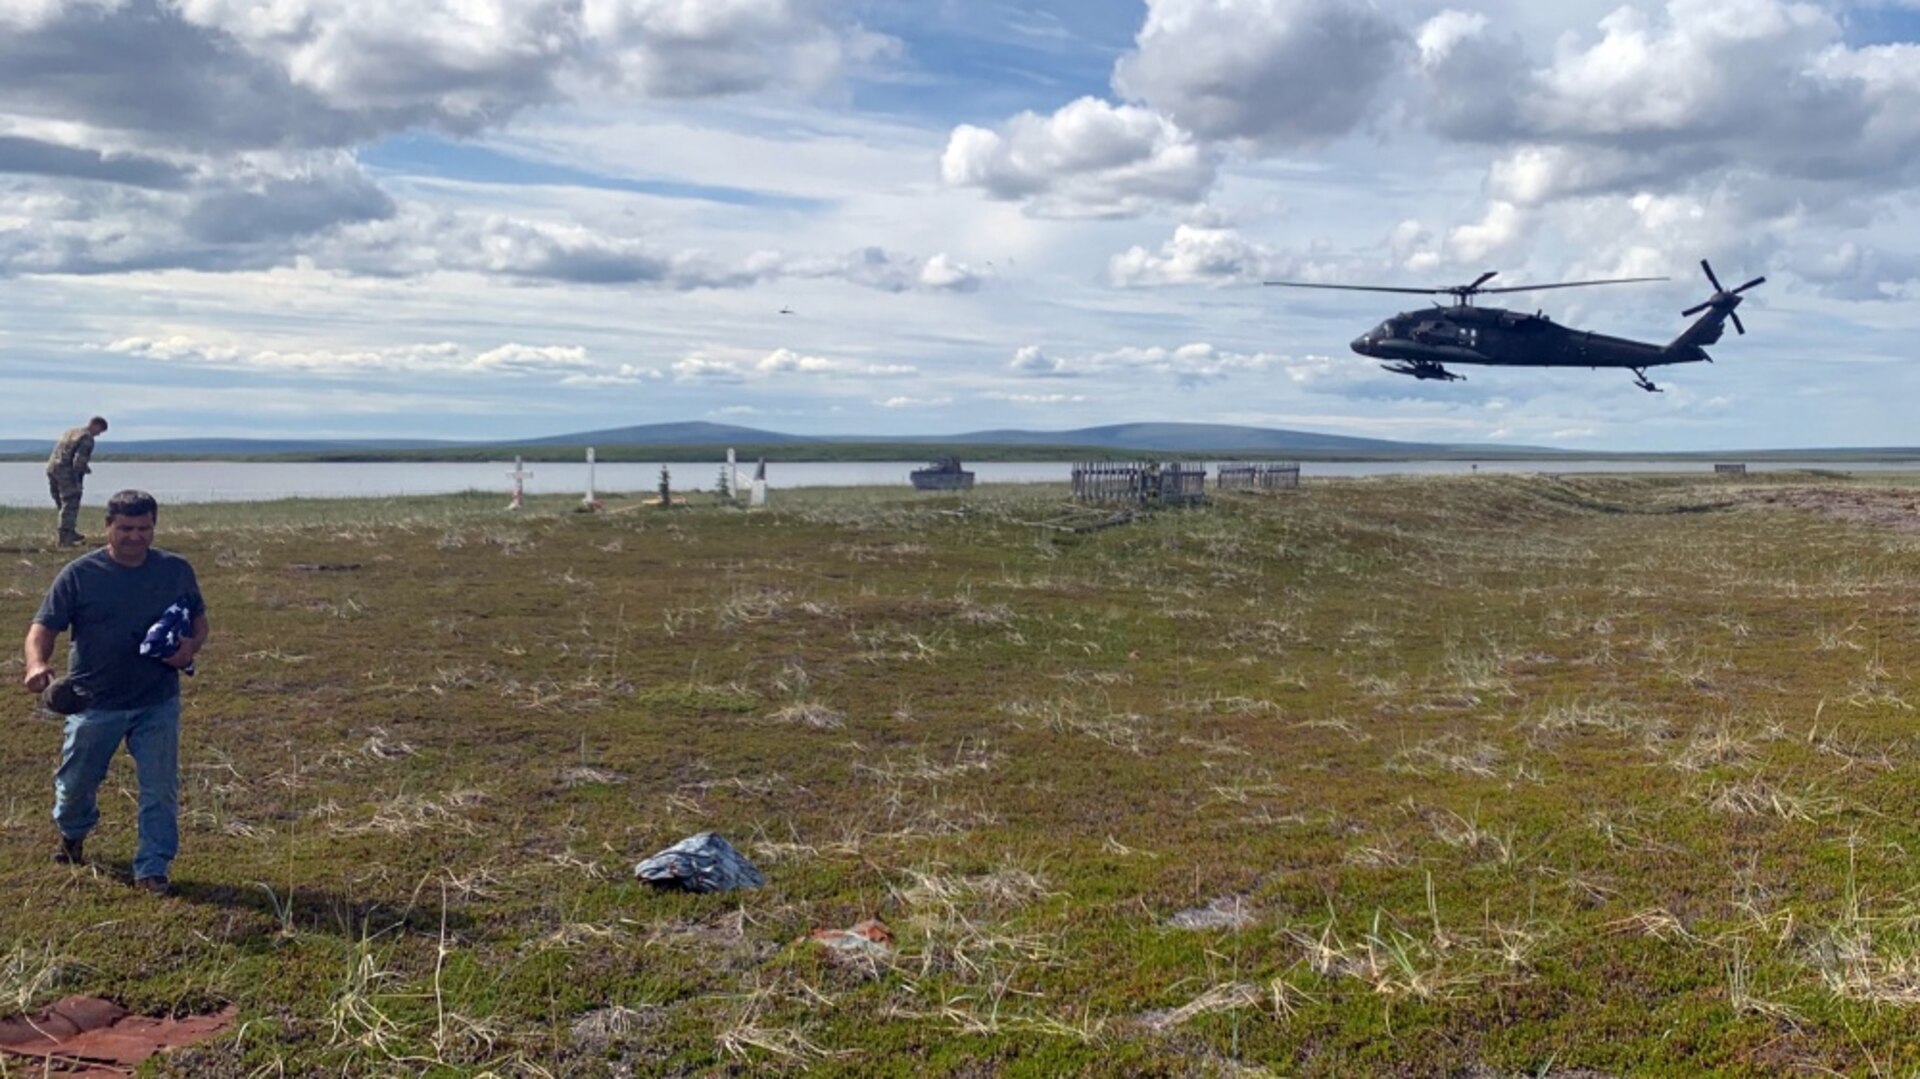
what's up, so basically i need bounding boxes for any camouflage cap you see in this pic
[41,677,92,716]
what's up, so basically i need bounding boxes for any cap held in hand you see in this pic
[41,677,93,716]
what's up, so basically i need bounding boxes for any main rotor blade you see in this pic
[1733,275,1766,293]
[1474,276,1669,295]
[1731,312,1746,335]
[1466,270,1499,291]
[1263,281,1447,295]
[1700,259,1724,292]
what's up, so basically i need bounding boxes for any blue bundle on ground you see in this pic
[633,832,765,893]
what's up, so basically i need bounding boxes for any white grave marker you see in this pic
[582,447,602,510]
[507,456,533,511]
[749,458,768,507]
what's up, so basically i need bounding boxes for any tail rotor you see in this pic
[1682,258,1765,335]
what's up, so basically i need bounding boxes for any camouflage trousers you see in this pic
[46,469,83,543]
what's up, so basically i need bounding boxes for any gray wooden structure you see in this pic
[1713,463,1748,475]
[911,457,975,490]
[1216,461,1301,491]
[1071,462,1207,507]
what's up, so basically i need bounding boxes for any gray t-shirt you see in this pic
[34,547,205,710]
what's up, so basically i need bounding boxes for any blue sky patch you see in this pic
[851,0,1135,122]
[1841,6,1920,47]
[360,134,834,212]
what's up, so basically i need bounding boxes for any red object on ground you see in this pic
[807,918,895,957]
[0,995,236,1075]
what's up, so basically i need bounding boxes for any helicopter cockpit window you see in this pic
[1376,322,1395,338]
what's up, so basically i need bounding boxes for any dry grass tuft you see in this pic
[766,703,846,729]
[1137,981,1262,1032]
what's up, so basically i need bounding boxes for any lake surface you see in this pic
[1,458,1912,508]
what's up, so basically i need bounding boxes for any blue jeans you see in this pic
[53,696,180,880]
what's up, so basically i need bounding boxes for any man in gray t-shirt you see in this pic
[22,489,209,895]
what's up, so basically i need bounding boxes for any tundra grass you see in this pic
[2,475,1919,1076]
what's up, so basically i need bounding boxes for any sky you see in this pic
[2,0,1918,451]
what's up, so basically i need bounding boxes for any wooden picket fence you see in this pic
[1713,463,1747,475]
[1071,462,1208,507]
[1216,461,1301,491]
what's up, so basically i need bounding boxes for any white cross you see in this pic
[507,456,533,511]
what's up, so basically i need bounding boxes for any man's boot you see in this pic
[54,835,84,865]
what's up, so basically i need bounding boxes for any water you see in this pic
[1,458,1911,508]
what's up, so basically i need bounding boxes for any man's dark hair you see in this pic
[105,489,158,522]
[89,416,109,432]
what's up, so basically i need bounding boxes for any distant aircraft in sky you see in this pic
[778,305,795,315]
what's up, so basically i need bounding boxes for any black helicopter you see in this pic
[1266,259,1764,392]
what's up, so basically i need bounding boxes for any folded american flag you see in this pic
[140,599,196,676]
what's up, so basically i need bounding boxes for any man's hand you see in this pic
[23,665,54,694]
[162,643,197,670]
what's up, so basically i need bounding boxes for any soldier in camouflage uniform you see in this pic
[46,417,108,546]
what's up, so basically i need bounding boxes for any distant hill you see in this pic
[3,421,1468,457]
[503,421,1510,454]
[936,422,1455,454]
[7,423,1920,461]
[9,421,1817,459]
[509,422,812,447]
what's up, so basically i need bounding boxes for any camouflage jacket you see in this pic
[46,427,95,477]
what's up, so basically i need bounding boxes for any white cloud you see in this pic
[471,344,593,372]
[756,348,839,374]
[1110,224,1287,286]
[1446,200,1526,264]
[0,0,120,31]
[669,346,916,384]
[1786,239,1920,300]
[671,353,748,382]
[754,348,917,377]
[1418,1,1920,197]
[4,0,880,154]
[1413,8,1526,142]
[560,363,663,386]
[941,97,1216,218]
[578,0,896,98]
[1112,0,1408,147]
[1009,344,1073,376]
[877,395,952,408]
[982,391,1089,404]
[1010,341,1284,386]
[1389,219,1440,272]
[918,252,984,292]
[785,247,985,293]
[101,334,599,377]
[1416,10,1487,65]
[0,181,980,294]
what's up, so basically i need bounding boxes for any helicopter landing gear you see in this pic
[1382,361,1465,382]
[1631,368,1663,393]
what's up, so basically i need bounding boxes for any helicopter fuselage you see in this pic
[1349,304,1714,370]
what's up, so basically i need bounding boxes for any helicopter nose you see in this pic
[1351,334,1374,356]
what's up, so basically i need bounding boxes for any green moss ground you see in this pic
[3,475,1920,1076]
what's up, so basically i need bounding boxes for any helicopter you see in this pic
[1266,259,1764,392]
